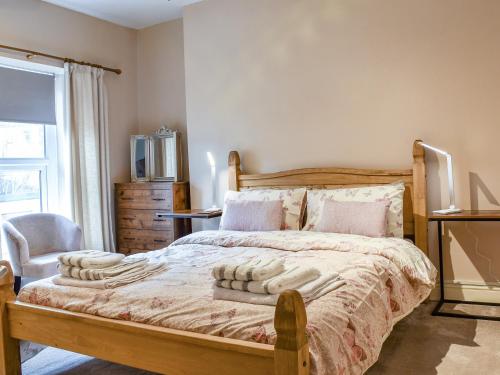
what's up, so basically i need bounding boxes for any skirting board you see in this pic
[429,280,500,303]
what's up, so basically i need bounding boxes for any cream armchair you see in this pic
[2,213,82,293]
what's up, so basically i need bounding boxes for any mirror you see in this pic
[130,135,150,182]
[149,128,182,182]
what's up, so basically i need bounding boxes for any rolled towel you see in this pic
[58,250,125,269]
[52,262,167,289]
[216,265,320,294]
[58,258,148,280]
[213,273,345,306]
[212,257,285,281]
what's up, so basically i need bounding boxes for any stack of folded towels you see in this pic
[212,257,345,306]
[52,250,166,289]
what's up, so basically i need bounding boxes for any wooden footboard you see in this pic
[0,260,309,375]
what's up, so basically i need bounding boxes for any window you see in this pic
[0,56,69,261]
[0,122,58,220]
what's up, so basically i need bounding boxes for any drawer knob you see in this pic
[152,198,166,201]
[154,239,167,243]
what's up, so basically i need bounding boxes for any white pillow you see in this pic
[303,182,405,237]
[221,188,307,230]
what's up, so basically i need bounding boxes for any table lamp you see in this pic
[418,141,462,214]
[205,151,221,212]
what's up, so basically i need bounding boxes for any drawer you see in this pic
[118,229,173,254]
[117,209,173,231]
[117,188,172,209]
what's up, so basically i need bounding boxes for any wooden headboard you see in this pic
[227,140,428,254]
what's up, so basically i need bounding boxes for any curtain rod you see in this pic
[0,43,122,75]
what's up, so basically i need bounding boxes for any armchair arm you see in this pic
[67,224,83,251]
[1,222,29,276]
[57,219,82,251]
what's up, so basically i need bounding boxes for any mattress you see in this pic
[18,230,436,375]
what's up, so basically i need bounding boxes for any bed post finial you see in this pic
[413,140,428,255]
[228,151,241,191]
[274,290,309,375]
[0,260,21,374]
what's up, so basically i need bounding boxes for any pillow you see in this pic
[220,200,283,231]
[303,182,405,237]
[221,188,307,230]
[317,199,390,237]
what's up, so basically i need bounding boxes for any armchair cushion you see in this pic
[22,251,67,279]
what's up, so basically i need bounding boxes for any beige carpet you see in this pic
[22,302,500,375]
[367,302,500,374]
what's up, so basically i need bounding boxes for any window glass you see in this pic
[0,122,45,159]
[0,169,42,220]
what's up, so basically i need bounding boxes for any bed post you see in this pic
[228,151,241,191]
[413,140,428,255]
[274,290,309,375]
[0,261,20,375]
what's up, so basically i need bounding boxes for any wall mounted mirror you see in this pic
[130,135,150,182]
[150,128,182,182]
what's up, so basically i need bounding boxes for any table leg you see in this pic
[432,220,445,315]
[175,218,192,238]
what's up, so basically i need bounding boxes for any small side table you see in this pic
[156,209,222,236]
[429,210,500,321]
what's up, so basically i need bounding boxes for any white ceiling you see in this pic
[42,0,203,29]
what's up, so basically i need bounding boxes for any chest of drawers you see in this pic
[115,182,189,254]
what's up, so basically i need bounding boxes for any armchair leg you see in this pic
[13,277,21,295]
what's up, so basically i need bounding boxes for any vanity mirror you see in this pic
[130,135,150,182]
[130,127,182,183]
[150,127,182,182]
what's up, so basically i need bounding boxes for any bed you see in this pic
[0,140,434,375]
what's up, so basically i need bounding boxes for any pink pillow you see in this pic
[317,199,390,237]
[220,200,283,231]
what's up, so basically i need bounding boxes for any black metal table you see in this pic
[429,210,500,321]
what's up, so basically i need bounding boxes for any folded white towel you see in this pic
[58,250,125,269]
[216,265,321,294]
[212,257,285,281]
[58,258,148,280]
[52,262,167,289]
[213,273,345,306]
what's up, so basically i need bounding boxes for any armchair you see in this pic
[1,213,82,293]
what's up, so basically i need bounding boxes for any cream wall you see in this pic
[137,19,189,179]
[3,0,500,297]
[183,0,500,293]
[0,0,138,183]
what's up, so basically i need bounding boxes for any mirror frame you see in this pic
[130,135,150,182]
[149,130,182,182]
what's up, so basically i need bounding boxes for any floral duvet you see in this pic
[18,230,436,375]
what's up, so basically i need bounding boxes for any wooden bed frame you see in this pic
[0,140,427,375]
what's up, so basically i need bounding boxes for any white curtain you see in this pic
[65,63,115,252]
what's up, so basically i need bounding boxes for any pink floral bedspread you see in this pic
[18,230,436,375]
